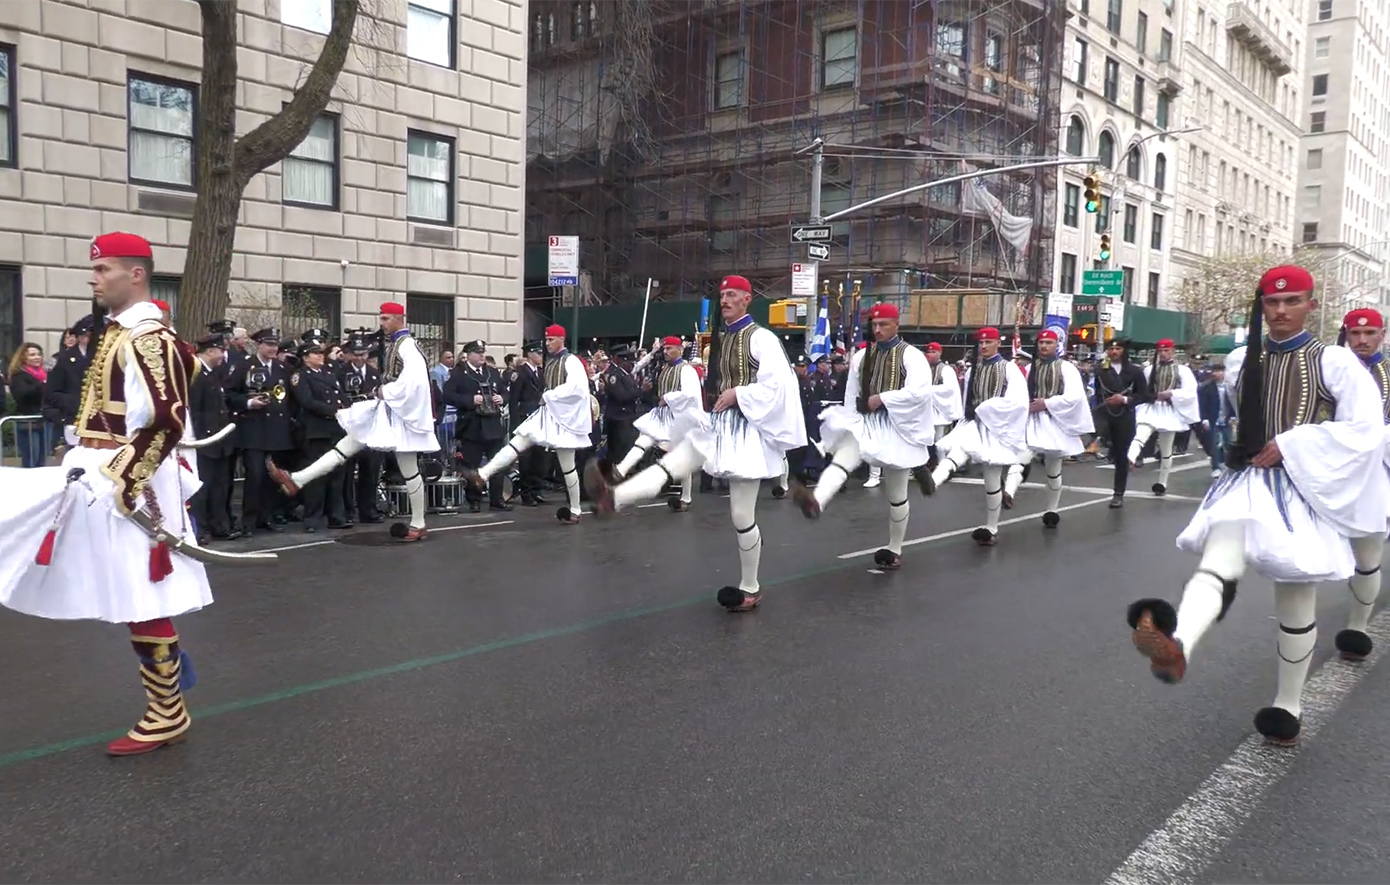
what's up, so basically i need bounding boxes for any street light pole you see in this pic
[804,138,825,223]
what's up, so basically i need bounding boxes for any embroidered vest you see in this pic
[657,362,685,398]
[1370,359,1390,423]
[970,357,1008,405]
[930,362,945,385]
[1029,357,1064,400]
[863,341,910,397]
[1150,361,1180,393]
[543,353,569,391]
[716,322,760,393]
[382,332,411,383]
[1240,339,1336,436]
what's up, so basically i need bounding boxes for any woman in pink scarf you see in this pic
[6,342,50,468]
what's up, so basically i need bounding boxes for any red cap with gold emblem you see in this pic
[1343,307,1384,329]
[544,324,566,338]
[662,335,682,347]
[152,300,170,313]
[90,232,152,261]
[720,275,751,293]
[379,301,405,316]
[1258,265,1315,295]
[1156,338,1175,348]
[1037,329,1059,342]
[868,302,899,320]
[977,326,1001,341]
[925,342,942,353]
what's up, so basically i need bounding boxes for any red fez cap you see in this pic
[857,341,869,350]
[1037,329,1059,342]
[152,300,170,313]
[379,301,405,316]
[90,232,152,261]
[925,342,942,352]
[662,335,682,347]
[1156,338,1175,348]
[1344,307,1385,329]
[544,324,566,338]
[868,302,899,321]
[1259,265,1315,295]
[977,326,1001,341]
[720,275,751,294]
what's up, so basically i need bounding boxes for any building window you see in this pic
[1122,203,1137,242]
[714,51,743,109]
[1307,148,1323,170]
[405,293,455,365]
[1317,0,1332,21]
[1310,111,1325,133]
[1121,265,1134,300]
[1147,272,1160,307]
[1107,0,1122,34]
[821,182,852,237]
[1064,183,1080,226]
[0,265,19,361]
[1073,38,1088,83]
[406,130,453,224]
[1155,92,1170,128]
[282,285,342,341]
[983,33,1003,94]
[1158,29,1172,62]
[1103,57,1119,101]
[708,194,738,252]
[1154,153,1167,190]
[1136,12,1147,53]
[282,114,338,209]
[1133,75,1145,116]
[0,45,12,169]
[151,275,181,317]
[570,2,598,40]
[407,0,455,68]
[1150,213,1164,249]
[1095,195,1111,233]
[935,21,968,79]
[821,27,857,89]
[1066,116,1085,155]
[1312,74,1328,96]
[1097,131,1116,169]
[1125,146,1141,179]
[1314,36,1330,58]
[1302,222,1318,243]
[128,74,197,190]
[281,0,329,33]
[1060,253,1078,293]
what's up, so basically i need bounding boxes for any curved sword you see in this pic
[178,423,237,450]
[125,506,278,565]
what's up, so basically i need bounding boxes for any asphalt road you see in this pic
[2,453,1388,883]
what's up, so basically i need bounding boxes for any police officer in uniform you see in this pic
[444,339,512,512]
[600,343,643,466]
[337,332,384,523]
[225,327,296,533]
[507,341,546,505]
[189,333,238,542]
[41,314,95,443]
[290,339,350,532]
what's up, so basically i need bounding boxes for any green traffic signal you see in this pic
[1085,200,1099,213]
[1099,246,1112,260]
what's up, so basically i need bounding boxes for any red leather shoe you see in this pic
[106,733,186,757]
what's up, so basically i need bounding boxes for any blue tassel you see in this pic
[178,649,197,691]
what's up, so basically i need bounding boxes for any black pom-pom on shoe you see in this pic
[873,548,902,571]
[971,527,997,546]
[388,521,411,538]
[1152,482,1167,496]
[716,586,760,612]
[1335,628,1373,661]
[1042,510,1060,528]
[1254,706,1301,746]
[1126,598,1178,635]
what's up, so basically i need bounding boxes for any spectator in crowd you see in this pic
[7,342,49,468]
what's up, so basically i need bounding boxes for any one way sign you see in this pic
[789,224,833,243]
[806,243,830,260]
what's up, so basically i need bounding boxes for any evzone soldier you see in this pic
[604,335,702,511]
[924,342,963,464]
[1335,307,1390,661]
[1127,265,1389,746]
[462,325,593,524]
[0,232,273,756]
[1126,337,1200,496]
[929,326,1030,546]
[336,334,384,524]
[792,303,936,571]
[443,339,513,513]
[269,301,440,542]
[1001,330,1095,526]
[288,339,351,532]
[585,274,806,611]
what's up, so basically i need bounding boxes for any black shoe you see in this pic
[1109,496,1124,509]
[489,501,514,512]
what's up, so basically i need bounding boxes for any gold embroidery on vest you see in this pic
[657,364,684,397]
[1260,340,1335,435]
[717,323,758,393]
[1032,359,1063,399]
[544,355,568,391]
[865,342,908,397]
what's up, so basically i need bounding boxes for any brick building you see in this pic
[0,0,527,362]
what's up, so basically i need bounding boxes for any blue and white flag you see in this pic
[808,297,830,360]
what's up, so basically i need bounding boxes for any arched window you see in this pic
[1097,131,1116,169]
[1125,146,1142,179]
[1066,116,1085,156]
[1154,153,1168,191]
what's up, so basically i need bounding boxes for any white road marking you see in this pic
[1104,610,1390,885]
[428,519,515,533]
[258,539,338,554]
[1096,454,1204,471]
[837,497,1115,559]
[251,520,515,553]
[952,477,1113,496]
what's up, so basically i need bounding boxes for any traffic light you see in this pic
[1083,172,1101,213]
[1098,233,1113,262]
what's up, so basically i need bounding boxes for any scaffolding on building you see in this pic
[525,0,1068,333]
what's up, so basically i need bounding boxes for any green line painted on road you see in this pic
[0,498,1118,770]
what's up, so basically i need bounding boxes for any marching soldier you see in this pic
[189,334,237,542]
[444,339,512,512]
[290,340,351,532]
[337,333,384,524]
[225,328,295,533]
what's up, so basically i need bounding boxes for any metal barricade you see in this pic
[0,414,48,467]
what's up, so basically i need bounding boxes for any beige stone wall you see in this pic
[0,0,526,356]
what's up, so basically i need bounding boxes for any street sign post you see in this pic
[1100,299,1126,332]
[1081,269,1124,297]
[790,224,833,243]
[547,235,579,287]
[791,263,818,297]
[806,243,830,261]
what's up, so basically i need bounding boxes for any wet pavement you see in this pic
[3,453,1389,883]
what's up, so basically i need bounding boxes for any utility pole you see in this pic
[806,137,825,223]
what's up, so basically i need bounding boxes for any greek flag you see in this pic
[808,297,830,360]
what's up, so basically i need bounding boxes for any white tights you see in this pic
[477,433,581,515]
[1346,534,1384,634]
[1128,425,1176,489]
[614,434,691,503]
[931,449,1004,534]
[291,436,424,529]
[811,438,911,554]
[1003,455,1065,512]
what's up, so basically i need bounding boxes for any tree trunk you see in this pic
[177,0,361,338]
